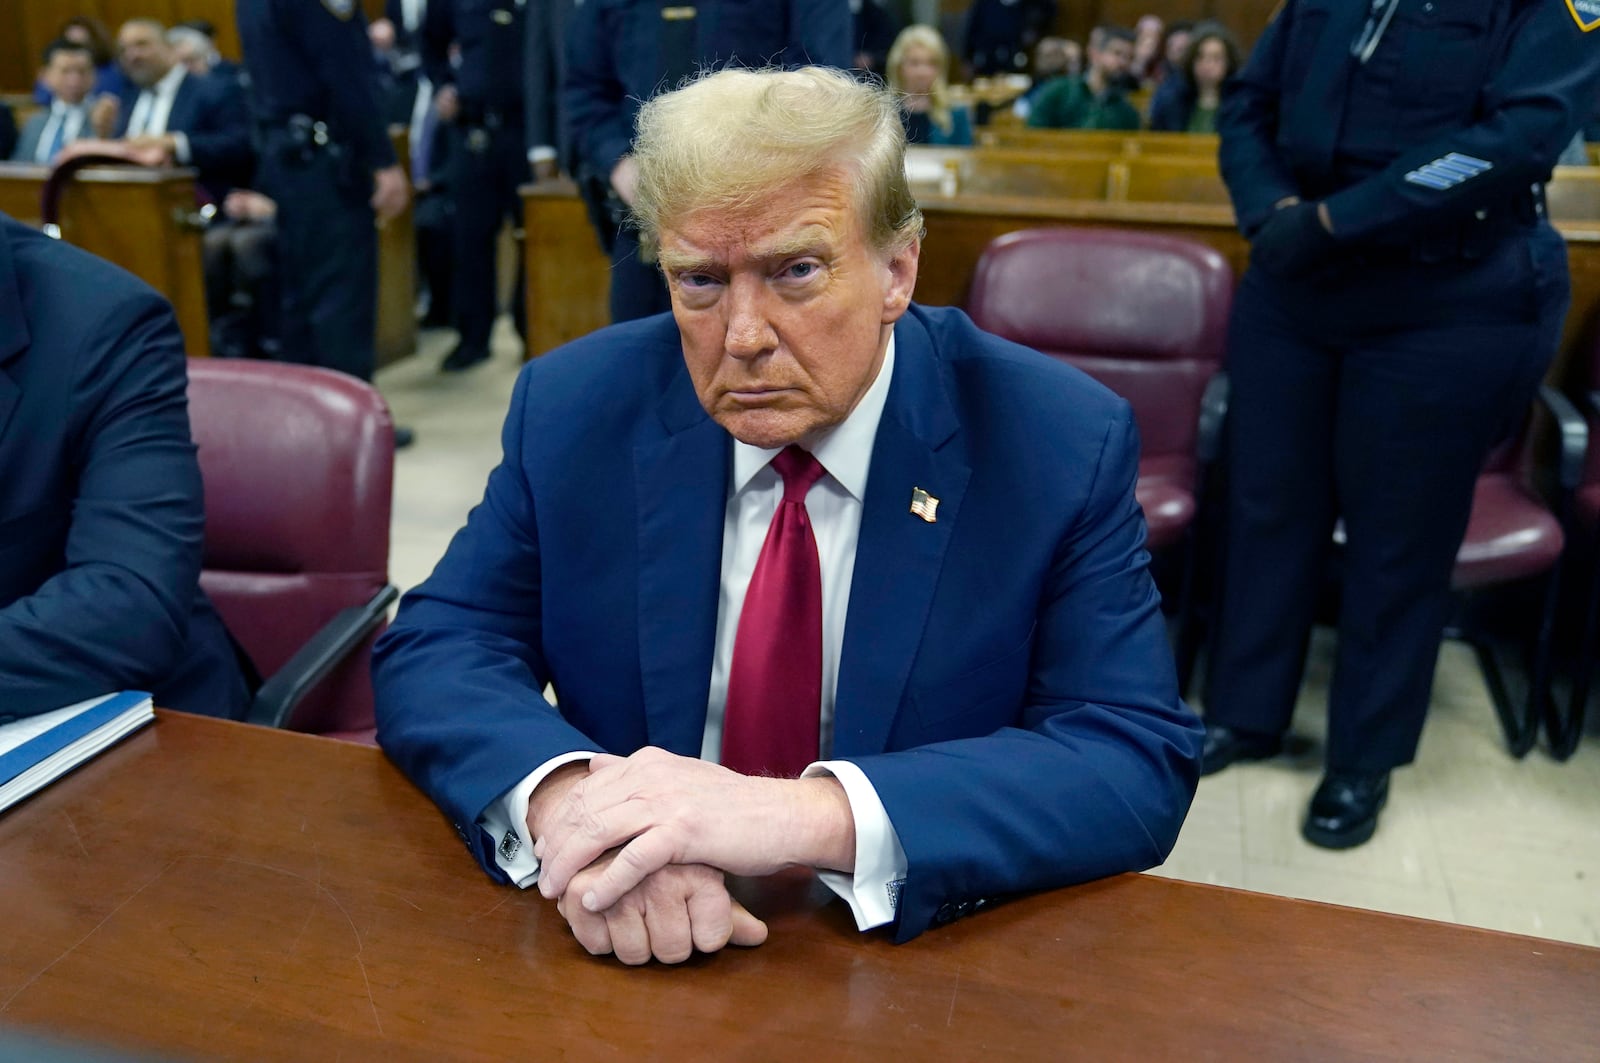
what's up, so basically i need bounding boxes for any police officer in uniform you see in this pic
[237,0,412,441]
[563,0,852,323]
[1203,0,1600,847]
[424,0,528,371]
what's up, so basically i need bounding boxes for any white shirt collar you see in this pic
[149,63,186,98]
[50,98,86,116]
[729,329,896,503]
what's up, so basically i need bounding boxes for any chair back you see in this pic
[187,360,395,736]
[966,227,1234,465]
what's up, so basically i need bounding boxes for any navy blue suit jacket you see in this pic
[374,304,1202,942]
[0,215,248,721]
[116,70,254,199]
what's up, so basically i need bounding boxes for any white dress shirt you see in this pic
[483,333,909,931]
[125,65,192,162]
[33,101,89,163]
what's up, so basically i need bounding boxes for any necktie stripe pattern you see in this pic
[721,446,826,778]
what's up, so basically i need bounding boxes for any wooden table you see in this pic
[2,714,1596,1061]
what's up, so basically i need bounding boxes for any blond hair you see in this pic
[886,24,955,137]
[630,65,923,257]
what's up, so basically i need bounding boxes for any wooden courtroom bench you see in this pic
[0,162,212,356]
[979,128,1221,158]
[1111,156,1233,205]
[0,148,417,367]
[520,163,1600,391]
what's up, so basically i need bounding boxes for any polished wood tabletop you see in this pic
[1,713,1595,1061]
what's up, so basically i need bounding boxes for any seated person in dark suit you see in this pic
[0,212,249,720]
[203,190,282,360]
[11,40,97,164]
[0,101,15,162]
[374,67,1202,965]
[1027,24,1141,131]
[75,18,254,202]
[1147,22,1240,134]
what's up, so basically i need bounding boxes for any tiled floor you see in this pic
[379,323,1600,950]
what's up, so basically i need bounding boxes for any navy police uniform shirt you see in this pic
[236,0,398,171]
[424,0,527,118]
[563,0,852,183]
[1219,0,1600,241]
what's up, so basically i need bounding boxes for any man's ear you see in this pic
[881,236,920,324]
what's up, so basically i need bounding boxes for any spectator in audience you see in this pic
[0,211,249,720]
[173,19,246,87]
[1207,0,1600,848]
[1150,20,1195,88]
[76,19,255,202]
[851,0,902,77]
[1131,14,1164,85]
[1026,25,1139,131]
[203,190,281,361]
[373,66,1201,962]
[34,16,128,105]
[1012,36,1078,121]
[888,25,973,146]
[12,40,97,164]
[963,0,1057,78]
[166,25,221,79]
[1147,23,1240,134]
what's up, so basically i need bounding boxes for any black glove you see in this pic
[1249,201,1339,277]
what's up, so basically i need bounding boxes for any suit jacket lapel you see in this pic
[634,362,727,756]
[833,311,970,758]
[1289,3,1366,173]
[0,222,31,448]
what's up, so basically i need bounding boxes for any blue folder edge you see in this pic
[0,691,153,785]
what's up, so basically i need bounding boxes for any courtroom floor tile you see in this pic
[376,323,1600,951]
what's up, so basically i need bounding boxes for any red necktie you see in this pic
[721,446,826,778]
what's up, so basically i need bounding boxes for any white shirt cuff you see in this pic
[527,145,557,164]
[171,131,191,164]
[477,751,596,888]
[803,760,907,930]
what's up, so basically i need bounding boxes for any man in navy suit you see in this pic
[92,18,253,200]
[11,41,97,164]
[374,67,1201,963]
[0,213,248,721]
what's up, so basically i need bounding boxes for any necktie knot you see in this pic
[772,445,825,504]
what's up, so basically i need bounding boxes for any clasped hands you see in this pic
[526,748,855,965]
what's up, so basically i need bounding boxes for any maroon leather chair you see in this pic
[1557,357,1600,759]
[187,360,398,742]
[1447,388,1584,758]
[967,227,1234,687]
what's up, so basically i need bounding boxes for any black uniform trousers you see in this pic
[449,118,526,354]
[1203,222,1570,774]
[257,133,378,382]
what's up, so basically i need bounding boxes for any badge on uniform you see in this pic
[1568,0,1600,32]
[321,0,355,19]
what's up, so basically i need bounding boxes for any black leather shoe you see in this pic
[1200,721,1283,776]
[440,343,490,372]
[1302,772,1389,850]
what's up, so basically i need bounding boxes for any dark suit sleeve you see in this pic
[848,412,1202,943]
[0,104,17,161]
[9,114,43,162]
[1322,1,1600,241]
[562,0,634,180]
[1217,3,1304,236]
[0,294,207,715]
[788,0,852,68]
[182,76,255,185]
[373,366,599,872]
[421,0,457,89]
[523,0,563,159]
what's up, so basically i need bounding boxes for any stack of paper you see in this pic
[0,691,155,813]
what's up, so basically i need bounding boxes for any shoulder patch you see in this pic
[321,0,355,19]
[1566,0,1600,32]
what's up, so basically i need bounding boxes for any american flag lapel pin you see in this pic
[909,487,939,523]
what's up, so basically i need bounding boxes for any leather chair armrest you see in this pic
[1536,385,1587,492]
[1196,370,1230,465]
[246,584,400,729]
